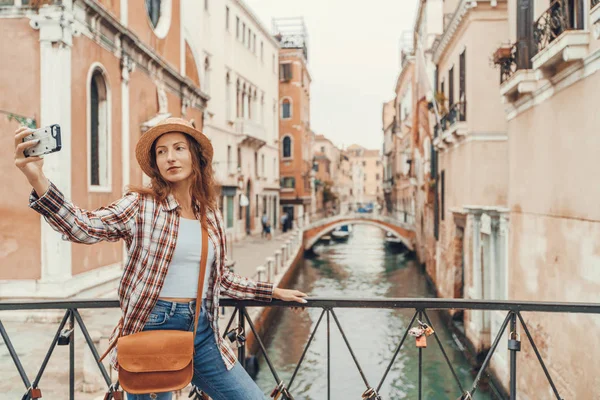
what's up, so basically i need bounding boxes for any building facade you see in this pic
[276,18,313,228]
[431,0,510,359]
[182,0,281,241]
[490,0,600,396]
[346,144,383,208]
[0,0,207,298]
[313,134,341,216]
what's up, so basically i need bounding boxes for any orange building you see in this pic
[275,18,313,228]
[0,1,207,299]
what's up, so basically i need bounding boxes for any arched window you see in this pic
[144,0,172,38]
[282,135,292,159]
[89,67,110,189]
[281,98,291,119]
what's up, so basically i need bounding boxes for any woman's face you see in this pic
[154,132,194,185]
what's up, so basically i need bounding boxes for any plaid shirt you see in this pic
[29,182,273,371]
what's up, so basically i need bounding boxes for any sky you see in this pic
[244,0,419,151]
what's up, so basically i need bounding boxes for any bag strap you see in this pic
[193,216,210,339]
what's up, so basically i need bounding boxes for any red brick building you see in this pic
[0,1,207,299]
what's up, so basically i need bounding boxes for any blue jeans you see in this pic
[126,299,265,400]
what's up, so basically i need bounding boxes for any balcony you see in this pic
[532,0,589,75]
[494,42,539,102]
[235,119,267,150]
[433,102,467,151]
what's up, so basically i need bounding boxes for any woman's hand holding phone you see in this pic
[14,126,50,196]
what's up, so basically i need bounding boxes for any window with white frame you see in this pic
[144,0,172,39]
[89,68,110,189]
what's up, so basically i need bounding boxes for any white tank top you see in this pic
[159,217,215,299]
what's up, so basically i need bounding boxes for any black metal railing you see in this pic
[496,39,536,84]
[534,0,581,54]
[435,101,466,138]
[2,298,600,399]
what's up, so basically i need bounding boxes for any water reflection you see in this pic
[255,225,491,399]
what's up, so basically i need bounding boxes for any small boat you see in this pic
[385,232,407,251]
[319,235,332,244]
[331,225,351,241]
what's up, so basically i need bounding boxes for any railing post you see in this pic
[281,245,287,266]
[274,250,281,275]
[69,310,75,400]
[238,305,246,369]
[266,257,274,282]
[509,312,518,399]
[256,265,266,282]
[286,240,292,262]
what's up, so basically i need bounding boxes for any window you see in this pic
[204,0,208,11]
[261,154,265,177]
[146,0,161,28]
[272,54,275,73]
[227,145,232,174]
[253,34,256,53]
[260,41,264,62]
[256,194,259,216]
[144,0,172,38]
[254,151,258,177]
[204,56,211,94]
[281,98,291,119]
[238,194,243,220]
[376,160,381,166]
[226,196,234,228]
[441,170,445,220]
[362,161,366,167]
[376,173,380,180]
[225,73,232,121]
[237,146,242,170]
[89,68,110,188]
[247,27,251,48]
[279,63,292,82]
[281,177,295,189]
[242,23,245,43]
[320,146,325,153]
[459,49,466,119]
[448,67,454,106]
[225,6,229,30]
[236,17,240,38]
[282,136,292,158]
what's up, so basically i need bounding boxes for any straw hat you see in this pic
[135,117,213,177]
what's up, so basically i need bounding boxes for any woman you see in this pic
[13,118,307,400]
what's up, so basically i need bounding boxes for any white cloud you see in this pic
[244,0,418,150]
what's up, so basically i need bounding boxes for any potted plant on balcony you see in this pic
[493,45,512,64]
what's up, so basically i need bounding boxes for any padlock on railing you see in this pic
[58,327,73,346]
[362,387,382,399]
[225,326,246,348]
[270,381,285,400]
[508,331,521,352]
[415,335,427,348]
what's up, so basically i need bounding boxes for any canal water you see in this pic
[255,224,492,399]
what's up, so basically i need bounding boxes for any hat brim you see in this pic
[135,123,214,178]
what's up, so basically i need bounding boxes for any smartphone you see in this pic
[23,124,62,158]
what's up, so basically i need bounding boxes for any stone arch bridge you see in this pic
[303,213,415,251]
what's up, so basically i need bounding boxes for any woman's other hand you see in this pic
[14,126,49,196]
[273,288,308,304]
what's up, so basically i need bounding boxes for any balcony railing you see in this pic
[534,0,581,54]
[495,40,535,84]
[234,118,267,141]
[2,298,598,399]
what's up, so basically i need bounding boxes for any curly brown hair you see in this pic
[128,133,218,231]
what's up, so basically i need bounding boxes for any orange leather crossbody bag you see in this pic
[103,222,210,397]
